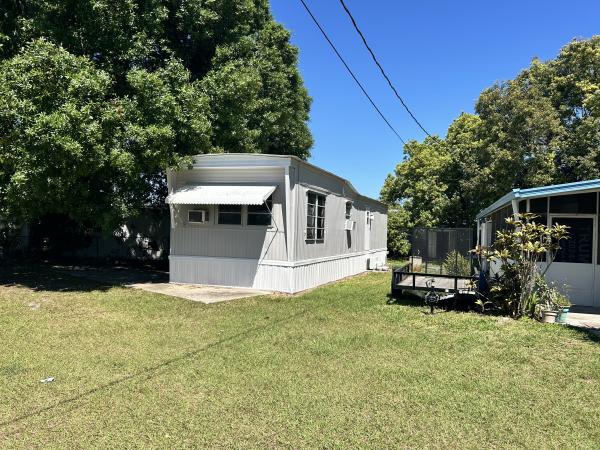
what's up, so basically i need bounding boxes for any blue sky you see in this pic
[270,0,600,198]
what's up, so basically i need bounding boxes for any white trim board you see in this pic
[169,248,387,268]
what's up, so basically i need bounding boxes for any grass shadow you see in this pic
[0,262,167,293]
[386,288,505,319]
[566,325,600,344]
[386,291,423,307]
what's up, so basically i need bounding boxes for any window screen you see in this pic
[218,205,242,225]
[247,197,272,226]
[489,205,512,246]
[550,193,597,214]
[552,217,593,264]
[307,192,325,242]
[530,197,548,214]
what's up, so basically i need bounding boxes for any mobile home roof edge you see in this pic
[189,153,387,209]
[475,178,600,220]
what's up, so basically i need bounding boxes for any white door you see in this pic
[364,211,371,250]
[545,215,596,307]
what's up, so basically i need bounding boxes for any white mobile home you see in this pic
[166,154,387,293]
[476,179,600,307]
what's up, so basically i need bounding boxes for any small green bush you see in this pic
[474,213,569,318]
[442,250,471,276]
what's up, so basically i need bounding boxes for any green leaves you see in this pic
[0,39,205,228]
[473,214,569,317]
[385,206,411,256]
[380,136,454,228]
[0,1,312,230]
[382,36,600,230]
[200,22,312,156]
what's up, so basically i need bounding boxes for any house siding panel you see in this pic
[292,162,387,263]
[169,166,287,261]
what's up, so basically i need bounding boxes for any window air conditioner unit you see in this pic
[188,209,208,223]
[344,219,355,231]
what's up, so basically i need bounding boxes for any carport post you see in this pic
[511,198,520,220]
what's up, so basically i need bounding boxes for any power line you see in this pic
[298,0,405,144]
[338,0,431,137]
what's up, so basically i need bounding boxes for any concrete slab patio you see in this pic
[52,265,271,304]
[129,282,271,304]
[565,307,600,331]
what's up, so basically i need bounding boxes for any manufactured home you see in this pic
[166,154,387,293]
[476,179,600,307]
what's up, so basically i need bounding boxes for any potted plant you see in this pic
[533,277,572,324]
[540,307,558,323]
[554,293,572,324]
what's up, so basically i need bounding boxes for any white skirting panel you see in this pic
[169,256,292,292]
[169,249,387,294]
[291,250,386,292]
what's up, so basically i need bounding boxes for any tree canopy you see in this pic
[0,0,312,228]
[382,36,600,253]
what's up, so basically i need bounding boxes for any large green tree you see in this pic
[382,36,600,248]
[0,0,312,229]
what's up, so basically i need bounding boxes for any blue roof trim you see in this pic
[475,190,518,220]
[476,178,600,220]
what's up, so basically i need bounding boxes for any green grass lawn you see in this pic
[385,256,408,268]
[1,266,600,448]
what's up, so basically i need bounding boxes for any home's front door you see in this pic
[364,211,371,251]
[545,216,596,307]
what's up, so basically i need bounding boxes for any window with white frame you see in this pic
[345,201,352,220]
[307,192,325,242]
[188,209,208,223]
[247,196,273,226]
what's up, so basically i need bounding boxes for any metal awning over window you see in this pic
[166,184,276,205]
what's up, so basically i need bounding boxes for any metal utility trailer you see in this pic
[391,263,478,298]
[390,227,478,298]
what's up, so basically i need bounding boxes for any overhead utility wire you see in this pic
[338,0,431,137]
[298,0,405,144]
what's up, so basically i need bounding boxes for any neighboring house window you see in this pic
[247,197,273,226]
[345,201,352,220]
[307,192,325,242]
[218,205,242,225]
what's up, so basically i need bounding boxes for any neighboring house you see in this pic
[476,179,600,307]
[166,154,388,293]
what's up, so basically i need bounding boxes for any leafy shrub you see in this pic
[442,250,471,276]
[473,213,569,318]
[386,207,411,256]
